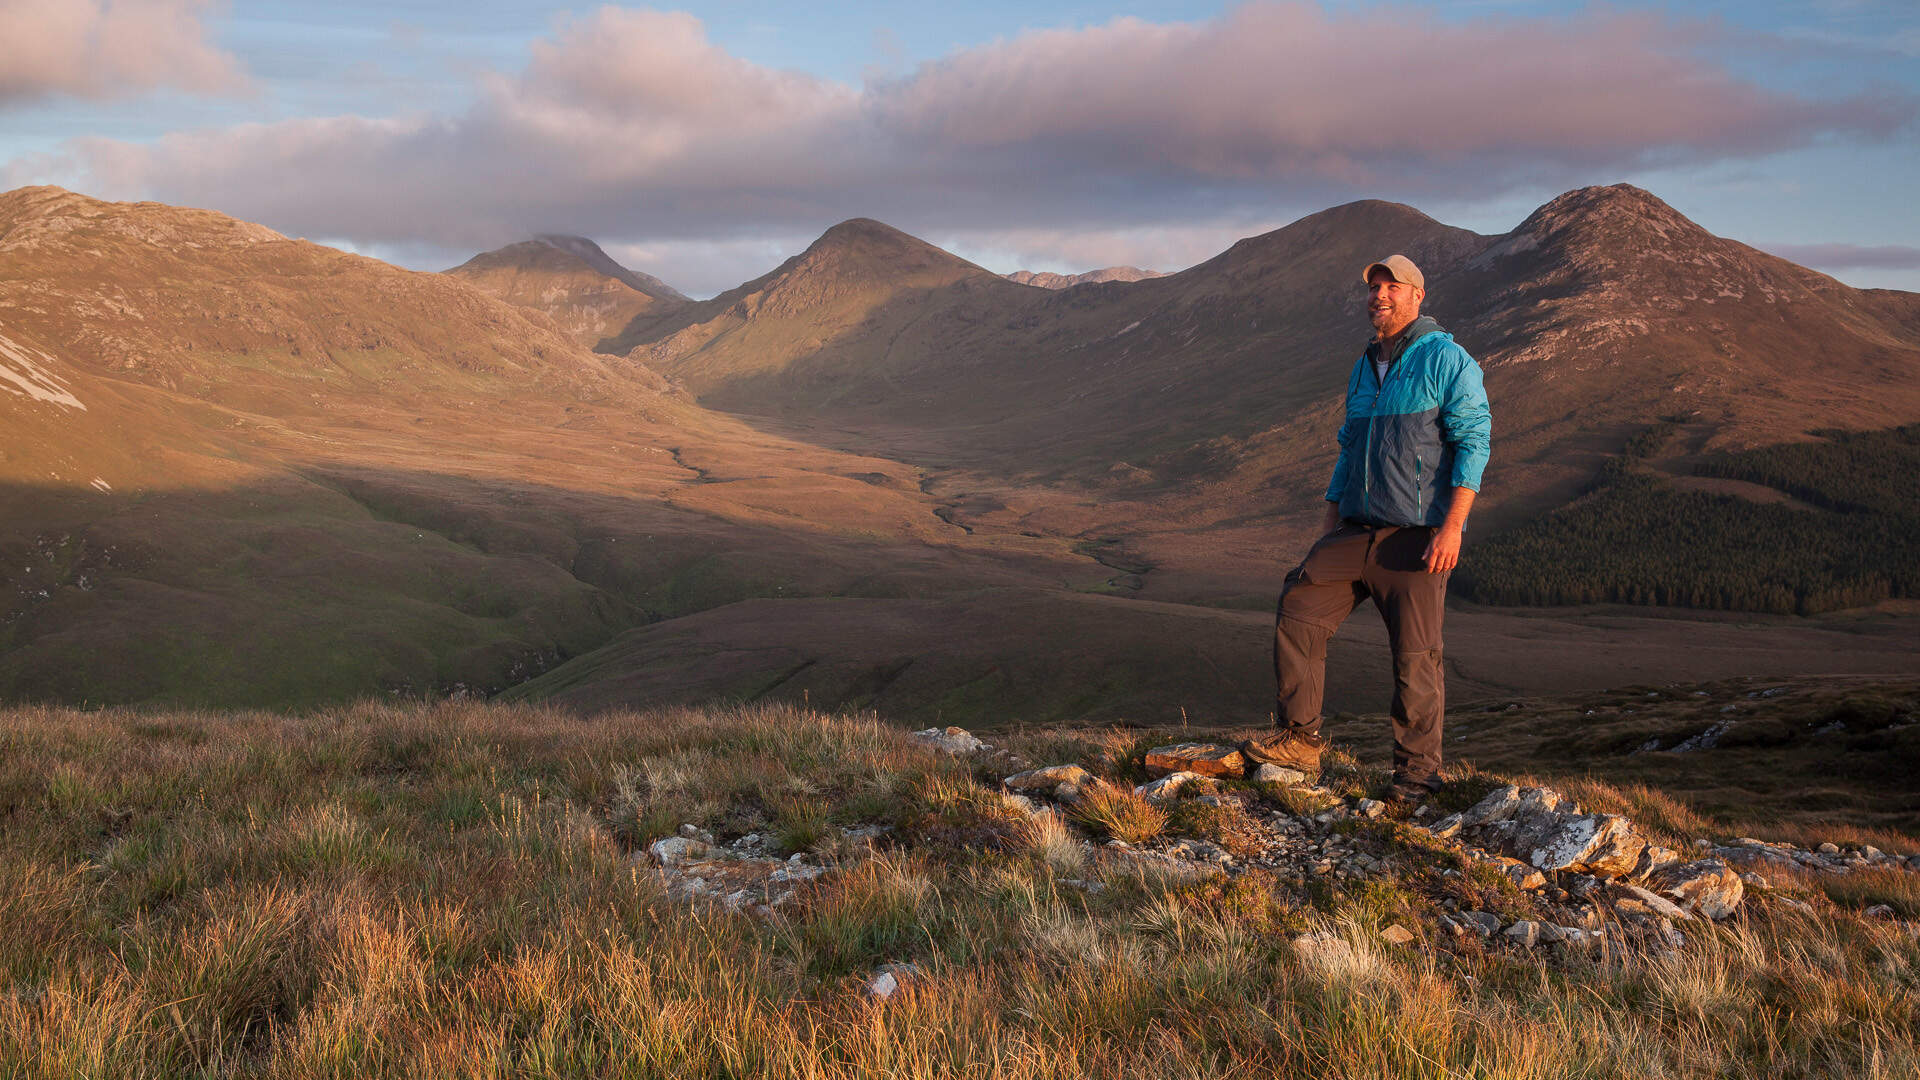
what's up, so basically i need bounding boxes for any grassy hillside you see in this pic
[4,695,1915,1076]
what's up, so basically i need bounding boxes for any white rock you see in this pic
[1004,765,1094,794]
[1134,771,1205,800]
[1647,859,1745,919]
[913,726,986,754]
[1504,920,1543,947]
[1253,763,1310,786]
[1356,799,1385,819]
[1621,884,1693,921]
[649,837,713,867]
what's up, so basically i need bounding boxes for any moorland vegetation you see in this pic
[4,687,1916,1078]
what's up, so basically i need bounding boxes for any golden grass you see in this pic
[0,698,1916,1078]
[1070,781,1169,844]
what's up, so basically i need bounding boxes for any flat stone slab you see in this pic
[1143,742,1245,779]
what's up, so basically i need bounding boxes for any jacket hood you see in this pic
[1401,315,1445,345]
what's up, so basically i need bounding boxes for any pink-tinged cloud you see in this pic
[19,2,1913,293]
[1761,242,1920,271]
[0,0,247,105]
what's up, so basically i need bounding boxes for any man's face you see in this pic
[1367,272,1423,337]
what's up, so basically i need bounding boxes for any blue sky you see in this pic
[3,0,1915,296]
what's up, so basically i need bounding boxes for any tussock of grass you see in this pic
[1070,782,1168,844]
[2,699,1918,1078]
[1823,867,1920,917]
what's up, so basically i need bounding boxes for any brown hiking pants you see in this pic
[1274,522,1448,785]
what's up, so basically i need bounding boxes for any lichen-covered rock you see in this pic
[1646,859,1744,919]
[1003,765,1093,797]
[1143,742,1245,779]
[1253,763,1311,786]
[1134,771,1218,801]
[1525,813,1646,878]
[913,726,986,754]
[649,836,714,867]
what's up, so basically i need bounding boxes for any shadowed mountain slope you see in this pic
[610,200,1487,475]
[610,187,1920,525]
[0,187,1093,706]
[447,234,686,348]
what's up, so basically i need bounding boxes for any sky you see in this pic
[2,0,1916,297]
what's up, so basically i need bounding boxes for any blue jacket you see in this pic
[1326,317,1491,527]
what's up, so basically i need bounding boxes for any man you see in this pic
[1243,254,1491,810]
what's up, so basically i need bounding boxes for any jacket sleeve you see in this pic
[1439,347,1491,491]
[1324,362,1363,502]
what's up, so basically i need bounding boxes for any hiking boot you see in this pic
[1383,777,1439,816]
[1239,729,1326,776]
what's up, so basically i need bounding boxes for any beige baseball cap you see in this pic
[1362,254,1424,290]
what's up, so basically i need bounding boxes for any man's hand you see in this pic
[1423,524,1463,572]
[1423,487,1476,573]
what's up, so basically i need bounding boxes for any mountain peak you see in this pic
[529,234,687,303]
[1513,183,1710,247]
[788,218,989,281]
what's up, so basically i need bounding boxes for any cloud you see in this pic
[937,220,1276,278]
[14,2,1913,288]
[0,0,247,105]
[1761,242,1920,271]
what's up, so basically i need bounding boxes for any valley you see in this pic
[1,182,1915,726]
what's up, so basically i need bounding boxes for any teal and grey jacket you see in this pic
[1325,316,1491,527]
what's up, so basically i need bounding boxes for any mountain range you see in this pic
[2,182,1916,716]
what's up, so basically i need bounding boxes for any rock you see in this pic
[1429,813,1465,839]
[1253,763,1310,786]
[1504,920,1543,947]
[1863,904,1897,920]
[1490,856,1547,890]
[649,836,714,867]
[1004,765,1093,796]
[1356,799,1386,820]
[1002,794,1039,816]
[866,962,923,1000]
[1862,845,1885,861]
[1166,838,1232,864]
[913,726,986,754]
[1457,786,1526,828]
[769,862,829,885]
[1619,884,1692,921]
[677,823,716,844]
[1134,771,1217,801]
[1380,924,1416,946]
[1655,917,1687,948]
[1523,813,1646,878]
[1818,842,1840,855]
[1143,742,1246,779]
[1459,911,1502,937]
[1632,846,1681,880]
[1647,859,1744,919]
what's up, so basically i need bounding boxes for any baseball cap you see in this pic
[1362,254,1424,290]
